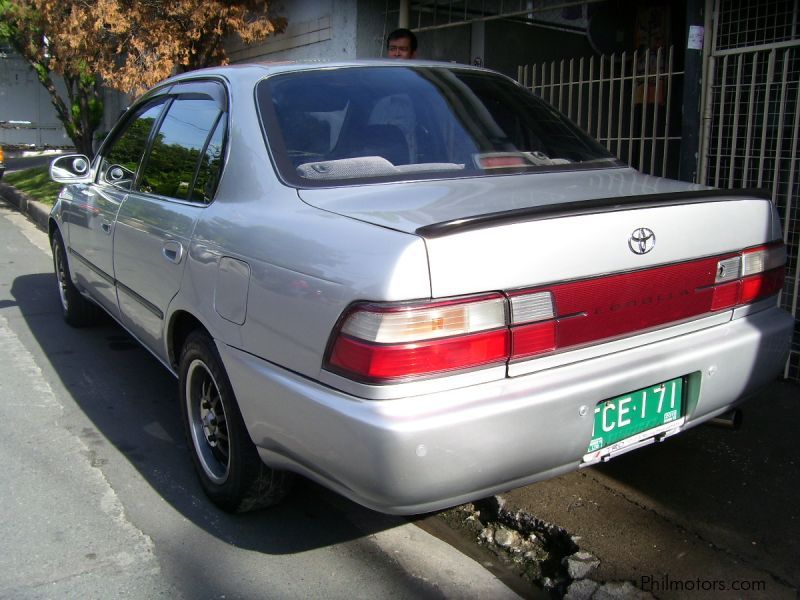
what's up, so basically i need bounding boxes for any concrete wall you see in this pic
[227,0,359,63]
[0,53,72,148]
[356,0,388,59]
[226,1,400,63]
[0,51,129,150]
[416,25,472,64]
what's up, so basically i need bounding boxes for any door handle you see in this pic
[162,241,184,264]
[101,220,113,234]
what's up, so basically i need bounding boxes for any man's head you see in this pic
[386,28,417,59]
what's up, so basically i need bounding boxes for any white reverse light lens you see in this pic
[742,245,786,276]
[341,296,506,343]
[510,292,555,324]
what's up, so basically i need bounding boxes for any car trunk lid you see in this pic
[298,168,779,298]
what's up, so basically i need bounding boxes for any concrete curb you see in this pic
[0,182,50,233]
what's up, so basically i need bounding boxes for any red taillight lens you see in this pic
[740,268,785,304]
[511,321,557,358]
[329,329,509,381]
[710,281,741,311]
[326,294,508,382]
[326,242,786,382]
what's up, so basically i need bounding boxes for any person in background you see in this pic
[386,28,417,59]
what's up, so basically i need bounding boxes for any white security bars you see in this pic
[703,0,800,380]
[517,47,683,179]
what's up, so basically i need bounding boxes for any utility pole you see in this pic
[679,0,707,183]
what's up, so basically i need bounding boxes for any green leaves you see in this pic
[32,61,49,82]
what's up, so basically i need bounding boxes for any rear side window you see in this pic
[139,94,226,203]
[190,117,225,203]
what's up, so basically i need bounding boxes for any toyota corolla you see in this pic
[48,61,793,514]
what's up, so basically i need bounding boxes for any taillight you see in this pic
[326,242,786,383]
[711,243,786,310]
[327,294,509,381]
[509,292,557,358]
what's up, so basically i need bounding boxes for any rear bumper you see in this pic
[220,306,793,514]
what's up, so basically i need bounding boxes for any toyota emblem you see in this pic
[629,228,656,255]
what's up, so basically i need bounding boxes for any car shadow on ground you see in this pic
[9,271,412,556]
[591,377,800,586]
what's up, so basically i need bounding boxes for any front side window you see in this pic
[139,96,225,202]
[257,66,619,187]
[99,99,167,190]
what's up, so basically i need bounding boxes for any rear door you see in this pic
[113,81,227,357]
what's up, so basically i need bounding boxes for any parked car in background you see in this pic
[48,61,793,515]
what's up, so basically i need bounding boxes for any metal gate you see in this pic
[517,46,683,178]
[700,0,800,380]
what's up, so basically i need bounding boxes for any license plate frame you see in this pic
[583,376,686,464]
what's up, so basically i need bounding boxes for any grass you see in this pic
[4,166,63,206]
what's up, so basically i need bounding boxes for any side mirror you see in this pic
[50,154,92,184]
[102,164,134,188]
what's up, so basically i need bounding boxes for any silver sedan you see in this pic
[49,61,793,514]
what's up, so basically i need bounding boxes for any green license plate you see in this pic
[587,377,684,454]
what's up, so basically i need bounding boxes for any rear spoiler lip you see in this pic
[415,188,772,238]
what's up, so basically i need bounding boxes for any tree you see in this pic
[0,1,285,156]
[1,0,103,156]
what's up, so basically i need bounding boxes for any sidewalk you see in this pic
[0,147,71,230]
[0,181,51,231]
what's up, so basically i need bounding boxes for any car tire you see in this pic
[51,232,96,327]
[179,330,293,512]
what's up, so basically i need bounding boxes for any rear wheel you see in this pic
[179,331,292,512]
[51,232,96,327]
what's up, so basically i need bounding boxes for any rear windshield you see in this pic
[256,66,619,187]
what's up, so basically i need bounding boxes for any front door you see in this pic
[112,83,228,359]
[67,99,169,315]
[62,183,125,316]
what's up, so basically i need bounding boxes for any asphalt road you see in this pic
[0,200,519,599]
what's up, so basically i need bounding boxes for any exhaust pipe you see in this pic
[706,409,742,430]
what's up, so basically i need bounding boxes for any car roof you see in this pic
[160,59,496,86]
